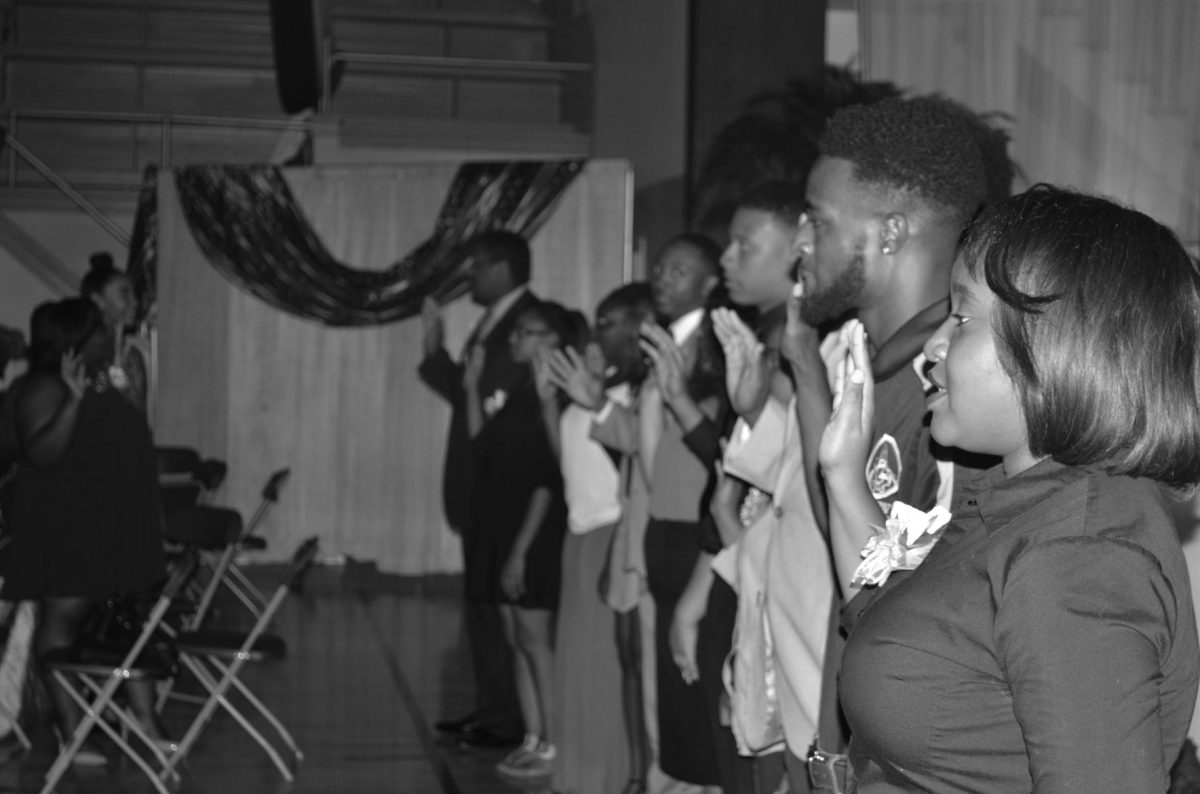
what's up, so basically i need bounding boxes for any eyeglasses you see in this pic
[510,325,554,340]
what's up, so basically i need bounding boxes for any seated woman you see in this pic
[0,299,168,759]
[819,185,1200,792]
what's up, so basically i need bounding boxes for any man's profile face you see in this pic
[795,156,871,326]
[467,249,513,306]
[720,208,796,312]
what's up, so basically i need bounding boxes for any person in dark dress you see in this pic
[821,186,1200,791]
[0,298,167,752]
[463,299,585,779]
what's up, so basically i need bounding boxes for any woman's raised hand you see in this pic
[712,307,766,417]
[639,323,687,405]
[532,348,557,403]
[462,344,485,391]
[60,349,88,399]
[818,319,875,485]
[420,296,445,358]
[544,344,605,410]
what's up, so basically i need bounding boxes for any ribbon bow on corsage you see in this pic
[851,501,952,588]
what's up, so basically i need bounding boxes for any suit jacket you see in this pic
[418,289,541,533]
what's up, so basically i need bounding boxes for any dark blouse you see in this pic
[840,459,1199,793]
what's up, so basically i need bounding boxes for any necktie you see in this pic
[461,307,493,361]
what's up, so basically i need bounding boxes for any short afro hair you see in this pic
[820,96,988,226]
[962,184,1200,489]
[468,230,531,284]
[736,181,807,227]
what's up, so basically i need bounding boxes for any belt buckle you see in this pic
[806,743,848,793]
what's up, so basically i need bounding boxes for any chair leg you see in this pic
[189,546,239,631]
[224,565,268,616]
[42,672,173,794]
[223,660,303,762]
[164,654,294,782]
[74,674,180,782]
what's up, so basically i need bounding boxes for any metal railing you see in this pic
[2,109,312,244]
[319,36,591,115]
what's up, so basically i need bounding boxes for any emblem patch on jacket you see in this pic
[865,433,901,502]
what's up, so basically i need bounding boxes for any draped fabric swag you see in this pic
[171,160,584,326]
[155,161,631,575]
[859,0,1200,250]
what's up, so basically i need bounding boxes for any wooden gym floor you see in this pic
[0,562,549,794]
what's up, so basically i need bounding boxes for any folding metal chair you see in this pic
[219,467,291,620]
[156,447,226,508]
[162,505,244,632]
[160,537,319,783]
[0,600,33,752]
[40,553,199,794]
[154,446,201,486]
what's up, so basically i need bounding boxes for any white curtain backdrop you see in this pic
[156,160,632,574]
[859,0,1200,251]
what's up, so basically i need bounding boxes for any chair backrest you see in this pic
[219,537,319,657]
[164,505,243,550]
[285,536,320,591]
[160,482,204,516]
[262,468,291,503]
[240,467,292,543]
[156,446,201,479]
[194,458,228,491]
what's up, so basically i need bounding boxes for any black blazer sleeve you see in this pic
[418,347,463,405]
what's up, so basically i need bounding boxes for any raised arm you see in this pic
[817,320,887,600]
[712,307,770,425]
[781,283,833,536]
[533,349,562,458]
[17,354,88,469]
[417,297,463,403]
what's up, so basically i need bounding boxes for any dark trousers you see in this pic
[787,747,815,794]
[698,575,746,794]
[645,518,720,785]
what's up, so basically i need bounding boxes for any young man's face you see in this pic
[593,304,644,380]
[468,249,514,306]
[721,207,796,312]
[795,156,874,326]
[650,242,718,322]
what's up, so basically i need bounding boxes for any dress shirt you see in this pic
[471,285,530,348]
[841,459,1200,793]
[669,308,704,345]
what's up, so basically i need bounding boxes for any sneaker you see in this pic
[496,738,555,778]
[496,733,539,771]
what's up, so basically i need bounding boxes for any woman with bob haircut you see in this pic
[817,184,1200,792]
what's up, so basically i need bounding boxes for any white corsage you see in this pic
[851,501,951,588]
[482,389,508,417]
[107,364,129,390]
